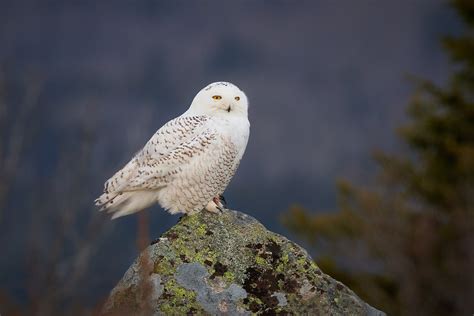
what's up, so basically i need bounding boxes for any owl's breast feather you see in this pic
[214,116,250,155]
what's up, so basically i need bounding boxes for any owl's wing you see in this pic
[139,115,212,159]
[98,115,211,197]
[125,128,219,190]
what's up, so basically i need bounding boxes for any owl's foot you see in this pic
[218,194,227,208]
[205,195,226,213]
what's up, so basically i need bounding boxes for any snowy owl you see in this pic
[95,82,250,219]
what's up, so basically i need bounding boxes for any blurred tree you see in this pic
[0,67,112,315]
[282,1,474,315]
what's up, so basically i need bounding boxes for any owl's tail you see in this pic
[95,190,158,219]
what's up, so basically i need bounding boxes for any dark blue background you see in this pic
[0,0,461,311]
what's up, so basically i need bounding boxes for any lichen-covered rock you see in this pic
[102,210,385,315]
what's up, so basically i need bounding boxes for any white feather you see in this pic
[95,82,250,218]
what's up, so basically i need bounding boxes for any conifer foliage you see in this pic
[283,1,474,315]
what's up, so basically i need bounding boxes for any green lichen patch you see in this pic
[154,256,174,276]
[196,223,207,236]
[102,210,385,316]
[223,271,235,283]
[158,279,203,314]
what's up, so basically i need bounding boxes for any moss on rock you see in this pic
[102,209,384,315]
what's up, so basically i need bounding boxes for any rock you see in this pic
[102,209,385,315]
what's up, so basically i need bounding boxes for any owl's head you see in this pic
[188,82,248,117]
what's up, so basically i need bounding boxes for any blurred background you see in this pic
[1,0,472,315]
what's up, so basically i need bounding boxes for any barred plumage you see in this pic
[95,82,250,218]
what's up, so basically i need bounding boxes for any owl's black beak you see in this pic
[226,105,231,112]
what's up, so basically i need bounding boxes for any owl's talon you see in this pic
[205,196,225,213]
[213,196,225,210]
[219,194,227,208]
[216,199,224,213]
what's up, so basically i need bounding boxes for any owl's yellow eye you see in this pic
[212,95,222,100]
[235,96,240,101]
